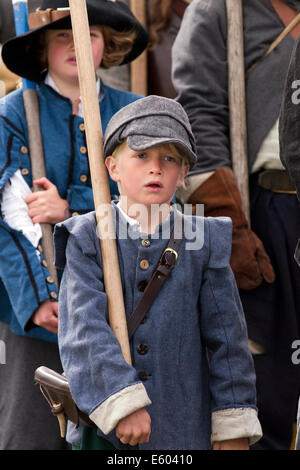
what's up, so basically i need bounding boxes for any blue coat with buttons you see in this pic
[54,204,258,449]
[0,82,141,342]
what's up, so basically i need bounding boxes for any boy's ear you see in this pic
[176,163,190,188]
[105,156,120,182]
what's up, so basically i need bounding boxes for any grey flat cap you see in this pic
[103,95,198,167]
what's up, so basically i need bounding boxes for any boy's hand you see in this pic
[115,408,151,446]
[31,299,58,334]
[25,177,69,224]
[213,438,249,450]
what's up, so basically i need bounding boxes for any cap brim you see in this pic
[127,135,196,167]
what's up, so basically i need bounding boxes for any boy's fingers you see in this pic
[119,430,150,446]
[118,434,129,444]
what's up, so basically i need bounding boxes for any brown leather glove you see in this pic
[188,167,275,290]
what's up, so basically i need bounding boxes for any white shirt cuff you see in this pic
[1,169,42,248]
[211,407,262,446]
[89,383,152,435]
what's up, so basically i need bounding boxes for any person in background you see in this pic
[172,0,300,450]
[147,0,191,98]
[98,0,191,97]
[279,29,300,450]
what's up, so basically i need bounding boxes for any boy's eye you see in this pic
[164,156,176,163]
[137,153,146,159]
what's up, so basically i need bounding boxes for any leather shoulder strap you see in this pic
[127,214,184,339]
[246,1,300,77]
[270,0,300,39]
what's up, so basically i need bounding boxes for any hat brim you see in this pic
[2,1,148,83]
[126,135,196,168]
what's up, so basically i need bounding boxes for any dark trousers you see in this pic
[240,176,300,450]
[0,322,69,450]
[72,427,116,450]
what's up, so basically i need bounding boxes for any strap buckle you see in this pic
[160,248,178,269]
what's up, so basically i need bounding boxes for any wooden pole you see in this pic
[226,0,250,224]
[130,0,147,95]
[23,91,58,287]
[68,0,132,366]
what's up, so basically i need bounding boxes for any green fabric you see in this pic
[72,426,116,450]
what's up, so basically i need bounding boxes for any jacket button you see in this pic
[138,280,148,292]
[138,370,149,381]
[46,276,54,284]
[42,260,48,267]
[80,174,88,183]
[137,343,148,355]
[79,123,85,131]
[38,244,43,252]
[21,168,29,176]
[140,259,149,270]
[20,145,28,154]
[72,212,79,217]
[50,292,57,299]
[80,146,87,154]
[141,239,150,248]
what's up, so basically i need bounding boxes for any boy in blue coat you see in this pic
[54,96,262,450]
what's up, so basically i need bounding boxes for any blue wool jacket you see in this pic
[54,205,260,449]
[0,82,141,342]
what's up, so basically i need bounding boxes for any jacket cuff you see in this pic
[211,408,262,445]
[89,383,152,435]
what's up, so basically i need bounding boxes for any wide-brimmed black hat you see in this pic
[2,0,148,83]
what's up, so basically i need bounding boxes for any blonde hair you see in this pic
[165,143,190,168]
[111,140,127,160]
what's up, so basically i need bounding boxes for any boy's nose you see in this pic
[149,161,162,174]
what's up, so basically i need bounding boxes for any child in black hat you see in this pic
[0,0,148,450]
[54,96,262,450]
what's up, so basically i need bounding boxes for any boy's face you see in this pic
[45,26,104,82]
[106,141,189,209]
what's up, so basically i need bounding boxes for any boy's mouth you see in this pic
[145,181,163,191]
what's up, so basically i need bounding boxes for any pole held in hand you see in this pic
[68,0,132,365]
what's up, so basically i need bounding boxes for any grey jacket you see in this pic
[279,32,300,201]
[172,0,298,174]
[54,204,261,449]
